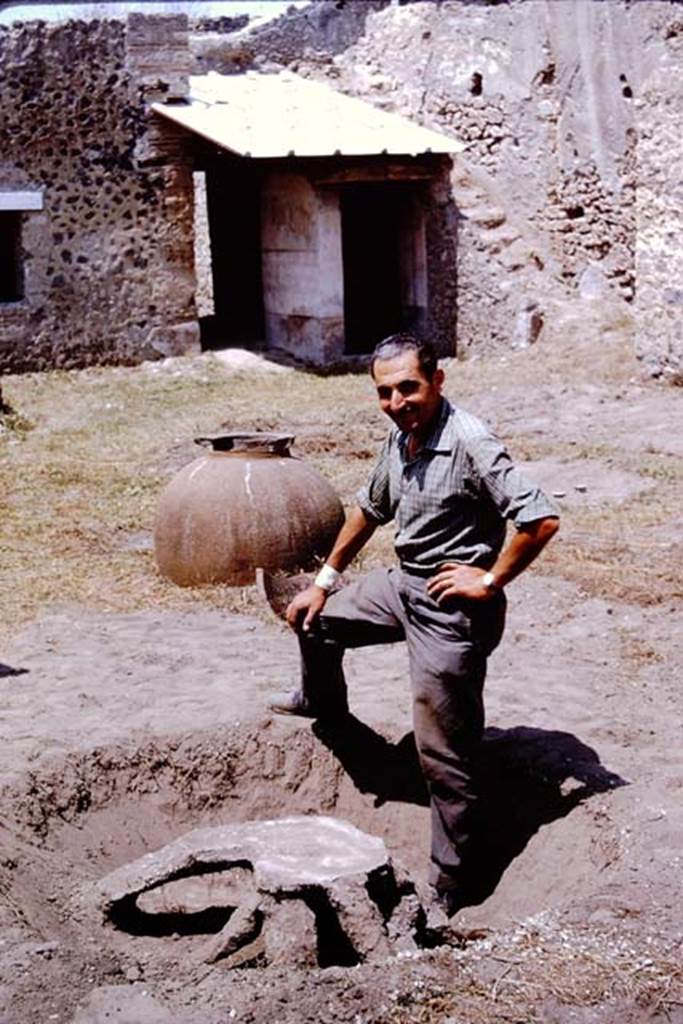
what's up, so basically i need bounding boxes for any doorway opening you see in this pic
[341,183,426,355]
[0,213,23,303]
[201,166,265,350]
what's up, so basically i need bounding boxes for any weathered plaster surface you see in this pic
[202,0,677,365]
[314,0,648,352]
[261,171,345,361]
[634,21,683,380]
[192,171,214,320]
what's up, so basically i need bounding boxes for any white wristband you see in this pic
[314,563,341,592]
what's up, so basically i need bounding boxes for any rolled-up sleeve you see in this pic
[356,436,394,525]
[468,434,558,528]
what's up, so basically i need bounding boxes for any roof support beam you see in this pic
[313,163,435,186]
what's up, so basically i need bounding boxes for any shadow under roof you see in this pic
[152,70,464,159]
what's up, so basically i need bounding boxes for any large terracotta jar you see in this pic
[154,433,345,586]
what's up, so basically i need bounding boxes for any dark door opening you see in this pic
[202,165,265,349]
[341,184,425,355]
[0,213,23,303]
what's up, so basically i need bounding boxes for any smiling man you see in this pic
[270,332,559,915]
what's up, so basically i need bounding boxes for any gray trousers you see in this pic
[299,567,506,895]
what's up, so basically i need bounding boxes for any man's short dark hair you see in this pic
[370,333,439,381]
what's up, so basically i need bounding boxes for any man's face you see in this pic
[372,350,444,437]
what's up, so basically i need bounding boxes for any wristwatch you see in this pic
[482,571,499,592]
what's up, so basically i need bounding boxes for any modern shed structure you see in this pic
[153,71,463,362]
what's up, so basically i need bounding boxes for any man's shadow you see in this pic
[312,715,627,907]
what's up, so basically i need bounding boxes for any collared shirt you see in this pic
[356,398,558,574]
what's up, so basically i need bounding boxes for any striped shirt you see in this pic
[357,398,557,574]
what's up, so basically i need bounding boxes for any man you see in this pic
[270,333,559,914]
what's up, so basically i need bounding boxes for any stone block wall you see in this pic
[0,15,198,372]
[2,2,678,372]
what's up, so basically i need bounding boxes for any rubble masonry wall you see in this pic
[0,16,198,372]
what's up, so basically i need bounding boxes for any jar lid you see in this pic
[195,433,294,455]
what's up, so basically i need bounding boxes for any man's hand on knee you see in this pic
[285,585,328,632]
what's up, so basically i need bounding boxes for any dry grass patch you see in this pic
[1,341,679,650]
[537,448,682,605]
[374,919,682,1024]
[0,356,388,650]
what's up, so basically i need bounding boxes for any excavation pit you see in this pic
[0,605,639,1023]
[1,715,624,982]
[0,719,443,994]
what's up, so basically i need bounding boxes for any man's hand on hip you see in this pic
[426,563,494,603]
[286,585,328,632]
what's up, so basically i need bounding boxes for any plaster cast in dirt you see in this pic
[92,816,445,968]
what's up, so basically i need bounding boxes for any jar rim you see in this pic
[195,433,294,455]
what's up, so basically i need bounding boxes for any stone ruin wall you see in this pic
[0,15,198,373]
[191,0,388,76]
[422,163,459,357]
[1,1,679,376]
[634,19,683,381]
[198,0,679,371]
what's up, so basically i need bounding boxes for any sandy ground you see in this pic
[1,347,682,1023]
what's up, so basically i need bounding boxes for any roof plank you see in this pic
[152,70,463,159]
